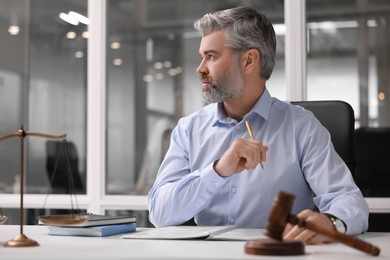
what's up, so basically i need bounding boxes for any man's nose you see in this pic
[196,61,208,75]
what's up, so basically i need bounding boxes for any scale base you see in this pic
[245,239,304,256]
[4,234,39,247]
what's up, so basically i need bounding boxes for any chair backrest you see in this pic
[354,127,390,197]
[354,127,390,232]
[292,100,355,174]
[46,140,85,194]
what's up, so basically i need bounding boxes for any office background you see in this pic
[0,0,389,228]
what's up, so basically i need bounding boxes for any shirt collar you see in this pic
[212,103,234,126]
[251,88,272,121]
[212,87,272,126]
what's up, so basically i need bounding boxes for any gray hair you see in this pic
[194,6,276,80]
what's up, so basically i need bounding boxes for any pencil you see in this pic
[245,120,264,169]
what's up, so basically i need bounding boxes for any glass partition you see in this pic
[306,0,390,127]
[0,0,88,197]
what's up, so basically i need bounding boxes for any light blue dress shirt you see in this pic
[148,89,369,235]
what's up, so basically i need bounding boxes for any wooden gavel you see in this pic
[264,190,380,256]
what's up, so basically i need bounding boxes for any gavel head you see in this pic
[264,190,296,241]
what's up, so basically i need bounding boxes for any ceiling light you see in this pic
[59,12,79,26]
[75,51,84,58]
[8,25,20,35]
[168,69,178,76]
[111,42,121,49]
[82,31,89,39]
[378,92,385,101]
[66,31,77,39]
[154,62,163,69]
[113,58,123,66]
[143,75,153,82]
[68,11,90,25]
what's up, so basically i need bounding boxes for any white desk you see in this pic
[0,225,389,259]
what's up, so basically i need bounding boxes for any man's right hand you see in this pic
[213,138,268,177]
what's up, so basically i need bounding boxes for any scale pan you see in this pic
[38,214,89,225]
[0,215,7,224]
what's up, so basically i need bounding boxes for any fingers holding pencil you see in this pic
[245,120,268,169]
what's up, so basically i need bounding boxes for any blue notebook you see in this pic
[48,222,137,237]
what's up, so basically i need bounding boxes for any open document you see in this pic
[121,226,267,241]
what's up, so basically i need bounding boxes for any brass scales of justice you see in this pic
[0,126,89,247]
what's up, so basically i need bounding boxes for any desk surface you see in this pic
[0,225,389,259]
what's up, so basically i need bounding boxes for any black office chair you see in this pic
[354,127,390,197]
[354,127,390,232]
[46,140,85,194]
[292,100,356,174]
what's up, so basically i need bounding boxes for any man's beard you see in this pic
[202,58,245,104]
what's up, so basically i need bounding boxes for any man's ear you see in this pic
[244,49,260,69]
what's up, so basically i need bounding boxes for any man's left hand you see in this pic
[282,209,335,245]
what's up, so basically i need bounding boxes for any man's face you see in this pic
[197,30,245,104]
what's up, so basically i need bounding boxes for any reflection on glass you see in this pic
[0,0,88,195]
[306,0,390,127]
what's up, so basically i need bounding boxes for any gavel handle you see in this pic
[288,215,380,256]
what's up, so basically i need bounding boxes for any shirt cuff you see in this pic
[199,160,228,193]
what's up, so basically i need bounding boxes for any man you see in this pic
[148,6,369,244]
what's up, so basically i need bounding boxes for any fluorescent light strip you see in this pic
[59,11,90,26]
[69,11,90,25]
[59,12,79,26]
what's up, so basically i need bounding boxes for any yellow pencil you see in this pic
[245,120,264,169]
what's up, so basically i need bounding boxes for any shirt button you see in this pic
[235,125,240,129]
[232,187,237,193]
[229,218,235,224]
[213,181,219,186]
